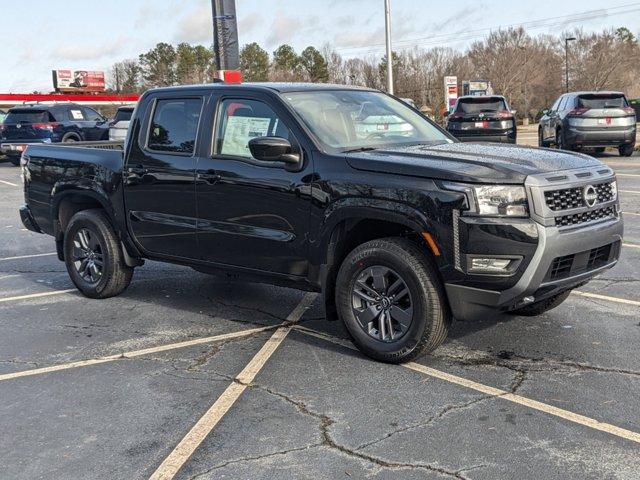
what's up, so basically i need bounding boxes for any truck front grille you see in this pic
[546,243,615,281]
[544,182,615,211]
[554,206,616,227]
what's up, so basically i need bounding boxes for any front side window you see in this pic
[215,98,291,159]
[148,98,202,154]
[83,107,103,122]
[281,90,450,152]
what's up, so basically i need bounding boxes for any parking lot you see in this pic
[1,149,639,479]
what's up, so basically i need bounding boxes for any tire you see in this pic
[619,144,634,157]
[62,133,80,143]
[510,290,571,317]
[335,237,450,363]
[9,157,20,166]
[556,129,568,150]
[63,209,133,299]
[593,147,606,154]
[538,128,548,147]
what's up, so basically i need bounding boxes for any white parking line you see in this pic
[0,252,57,262]
[623,211,640,217]
[620,190,640,194]
[623,242,640,249]
[295,326,640,446]
[572,291,640,307]
[148,292,317,480]
[0,289,76,304]
[0,179,18,187]
[0,326,275,382]
[617,173,640,177]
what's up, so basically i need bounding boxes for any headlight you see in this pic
[473,185,528,216]
[443,183,529,217]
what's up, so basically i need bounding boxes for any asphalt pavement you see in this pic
[0,149,639,480]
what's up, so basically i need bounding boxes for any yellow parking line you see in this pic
[0,289,77,304]
[0,179,18,187]
[623,211,640,216]
[572,291,640,307]
[294,326,640,445]
[616,173,640,177]
[148,292,317,480]
[0,326,274,382]
[620,190,640,194]
[623,242,640,249]
[0,252,57,262]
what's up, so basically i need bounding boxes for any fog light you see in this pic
[469,257,513,273]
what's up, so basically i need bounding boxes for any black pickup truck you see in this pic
[19,83,623,363]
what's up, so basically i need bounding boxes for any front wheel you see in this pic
[556,130,568,150]
[619,144,634,157]
[335,237,450,363]
[538,128,547,147]
[63,209,133,299]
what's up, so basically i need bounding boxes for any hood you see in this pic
[345,142,602,184]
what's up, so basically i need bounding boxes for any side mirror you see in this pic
[248,136,300,166]
[541,109,549,116]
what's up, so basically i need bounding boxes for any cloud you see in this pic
[239,12,262,34]
[174,5,213,44]
[265,13,303,47]
[52,36,131,62]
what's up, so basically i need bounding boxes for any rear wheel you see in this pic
[619,144,634,157]
[335,237,449,363]
[556,129,568,150]
[510,290,571,317]
[62,133,80,143]
[63,209,133,299]
[538,128,548,147]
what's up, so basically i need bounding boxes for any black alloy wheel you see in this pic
[351,266,413,342]
[71,227,104,285]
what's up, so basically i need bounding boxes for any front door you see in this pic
[195,93,313,277]
[123,94,205,259]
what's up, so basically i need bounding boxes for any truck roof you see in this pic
[147,82,376,95]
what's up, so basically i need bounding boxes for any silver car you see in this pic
[109,105,135,141]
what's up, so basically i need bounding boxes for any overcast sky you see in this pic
[2,0,639,92]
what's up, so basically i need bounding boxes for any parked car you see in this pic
[19,83,622,363]
[109,105,135,141]
[0,103,109,165]
[539,91,637,156]
[445,95,516,143]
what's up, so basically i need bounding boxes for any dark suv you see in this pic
[445,95,516,143]
[539,92,637,156]
[0,103,109,165]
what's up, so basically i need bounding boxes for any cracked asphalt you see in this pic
[0,150,639,480]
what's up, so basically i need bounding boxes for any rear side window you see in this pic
[578,94,628,109]
[69,108,85,120]
[5,110,55,123]
[114,108,133,122]
[147,98,202,154]
[456,97,507,114]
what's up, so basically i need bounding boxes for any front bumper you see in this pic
[445,217,623,320]
[564,125,636,147]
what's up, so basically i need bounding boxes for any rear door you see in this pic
[123,93,206,259]
[82,107,109,140]
[570,93,635,130]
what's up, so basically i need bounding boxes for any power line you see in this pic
[336,3,640,55]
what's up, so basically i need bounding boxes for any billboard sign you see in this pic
[444,76,458,114]
[52,70,106,93]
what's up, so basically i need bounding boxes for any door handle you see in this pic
[127,165,148,176]
[197,169,221,184]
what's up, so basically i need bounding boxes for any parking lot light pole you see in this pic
[384,0,394,95]
[564,37,576,93]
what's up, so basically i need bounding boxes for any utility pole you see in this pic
[564,37,576,93]
[384,0,394,94]
[211,0,240,74]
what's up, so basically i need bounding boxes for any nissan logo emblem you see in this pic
[583,185,598,208]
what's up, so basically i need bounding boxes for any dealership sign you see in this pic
[52,70,106,93]
[444,76,458,113]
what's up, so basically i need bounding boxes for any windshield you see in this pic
[281,90,451,152]
[456,97,507,114]
[577,94,628,109]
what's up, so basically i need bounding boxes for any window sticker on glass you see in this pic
[70,109,84,120]
[221,116,271,157]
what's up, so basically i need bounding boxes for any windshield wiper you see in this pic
[342,147,378,153]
